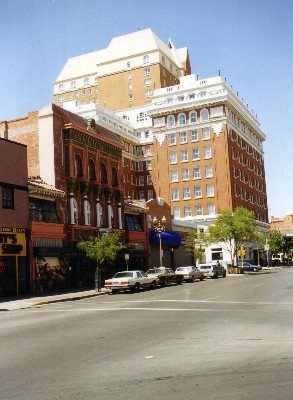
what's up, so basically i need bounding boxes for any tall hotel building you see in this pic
[54,29,269,265]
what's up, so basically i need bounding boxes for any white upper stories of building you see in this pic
[147,74,266,154]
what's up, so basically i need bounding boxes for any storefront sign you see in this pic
[0,227,26,256]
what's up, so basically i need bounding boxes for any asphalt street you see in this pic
[1,267,293,400]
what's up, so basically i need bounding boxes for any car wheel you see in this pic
[190,276,195,282]
[222,271,226,278]
[200,275,204,281]
[112,289,119,294]
[151,281,156,290]
[253,267,258,272]
[177,277,182,285]
[214,273,218,279]
[132,283,140,293]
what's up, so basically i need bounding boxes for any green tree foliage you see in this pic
[269,230,287,255]
[208,207,256,266]
[184,228,209,265]
[77,232,125,290]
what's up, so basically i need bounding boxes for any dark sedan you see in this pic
[239,262,261,272]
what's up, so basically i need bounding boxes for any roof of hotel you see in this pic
[55,28,187,82]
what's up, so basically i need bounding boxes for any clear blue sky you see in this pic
[0,0,292,218]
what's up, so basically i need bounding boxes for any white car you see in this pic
[175,266,204,282]
[104,270,157,293]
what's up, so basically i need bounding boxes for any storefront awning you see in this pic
[149,230,181,248]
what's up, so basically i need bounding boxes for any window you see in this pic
[29,199,56,223]
[127,61,131,69]
[207,184,214,197]
[208,203,216,215]
[88,159,96,180]
[129,94,133,101]
[58,95,64,103]
[125,214,143,231]
[178,95,184,102]
[193,166,201,179]
[112,167,118,186]
[143,55,150,64]
[162,68,166,77]
[200,108,209,121]
[170,151,177,164]
[147,175,152,185]
[128,73,132,80]
[170,64,173,72]
[178,113,186,125]
[144,67,151,75]
[191,130,198,141]
[139,176,145,186]
[138,161,144,172]
[145,89,153,97]
[173,207,180,218]
[184,206,192,217]
[205,165,213,178]
[145,145,151,155]
[100,163,107,183]
[203,127,210,140]
[82,90,86,97]
[183,187,191,199]
[204,146,212,158]
[84,200,91,226]
[84,77,89,86]
[190,111,197,123]
[71,81,76,89]
[144,79,151,86]
[172,189,179,201]
[182,168,189,181]
[58,84,64,92]
[162,56,166,65]
[171,170,178,182]
[128,83,132,90]
[169,133,176,145]
[167,115,175,127]
[196,205,203,215]
[192,148,200,160]
[139,191,145,200]
[75,155,83,177]
[137,147,142,157]
[194,186,202,198]
[148,190,153,200]
[146,160,152,170]
[180,131,187,143]
[181,150,188,162]
[72,198,78,225]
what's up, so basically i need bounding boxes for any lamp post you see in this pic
[153,216,167,267]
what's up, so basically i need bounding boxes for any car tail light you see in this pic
[121,281,129,285]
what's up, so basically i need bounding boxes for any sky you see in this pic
[0,0,292,218]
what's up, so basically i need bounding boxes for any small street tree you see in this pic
[269,230,287,255]
[77,231,125,291]
[208,207,256,267]
[184,228,209,265]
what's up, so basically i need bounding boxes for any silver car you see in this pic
[175,266,204,282]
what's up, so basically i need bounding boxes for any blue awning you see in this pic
[149,230,181,248]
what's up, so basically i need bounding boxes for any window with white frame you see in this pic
[145,145,151,155]
[144,79,151,86]
[128,83,132,90]
[84,200,91,226]
[145,89,153,97]
[183,187,191,199]
[137,147,142,156]
[208,203,215,215]
[143,55,150,64]
[146,160,152,170]
[137,112,147,122]
[169,133,176,145]
[194,185,202,198]
[173,207,180,218]
[170,152,177,164]
[205,165,213,178]
[127,61,131,69]
[145,130,150,138]
[190,111,197,123]
[204,146,212,158]
[170,64,173,72]
[71,81,76,89]
[178,113,186,125]
[72,198,78,224]
[58,95,64,103]
[184,206,192,217]
[181,150,188,162]
[172,189,180,201]
[84,77,89,86]
[138,161,144,171]
[200,108,209,121]
[180,131,187,143]
[196,205,203,215]
[139,191,145,200]
[191,130,198,141]
[192,148,200,160]
[58,83,64,92]
[144,67,151,75]
[128,73,132,80]
[189,93,195,100]
[162,68,166,77]
[82,90,86,97]
[206,184,214,197]
[171,170,178,182]
[139,176,145,186]
[178,95,184,102]
[147,190,153,200]
[182,168,189,181]
[193,166,201,179]
[147,175,152,185]
[129,94,133,101]
[203,127,210,140]
[168,115,175,127]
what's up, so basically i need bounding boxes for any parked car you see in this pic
[104,270,157,293]
[239,262,261,272]
[146,267,183,286]
[198,263,226,278]
[175,266,204,282]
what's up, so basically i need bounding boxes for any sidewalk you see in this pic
[0,288,107,311]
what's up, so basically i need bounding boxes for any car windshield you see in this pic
[113,272,134,278]
[176,267,189,271]
[146,269,161,274]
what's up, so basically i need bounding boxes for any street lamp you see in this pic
[153,216,167,267]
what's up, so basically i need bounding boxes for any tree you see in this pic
[184,228,209,265]
[77,231,125,291]
[208,207,256,267]
[269,230,286,255]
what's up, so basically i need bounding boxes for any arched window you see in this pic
[72,198,78,225]
[112,167,118,187]
[143,55,150,64]
[75,155,83,177]
[58,84,64,92]
[100,163,108,184]
[190,111,197,123]
[200,108,209,122]
[167,115,175,127]
[84,199,91,226]
[88,159,96,180]
[178,113,186,126]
